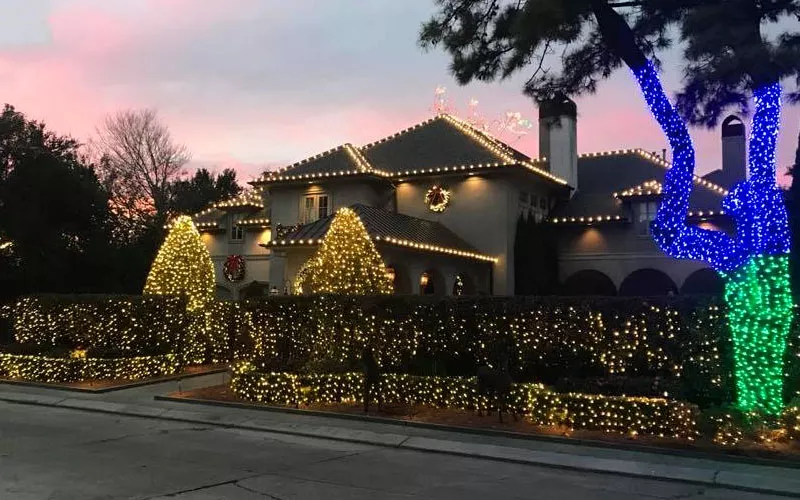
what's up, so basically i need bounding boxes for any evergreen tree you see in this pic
[169,168,242,216]
[143,215,215,312]
[300,208,393,295]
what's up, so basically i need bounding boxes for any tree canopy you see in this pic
[420,0,800,126]
[0,105,117,299]
[169,168,242,216]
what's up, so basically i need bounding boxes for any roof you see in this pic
[191,192,270,232]
[213,190,264,210]
[263,204,496,262]
[550,149,729,222]
[251,114,567,186]
[360,114,528,174]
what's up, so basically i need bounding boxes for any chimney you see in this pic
[539,94,578,192]
[721,115,746,182]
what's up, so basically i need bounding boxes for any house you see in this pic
[196,98,743,299]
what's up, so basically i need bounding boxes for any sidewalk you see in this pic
[2,378,800,498]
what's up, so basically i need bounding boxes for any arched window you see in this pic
[561,270,617,296]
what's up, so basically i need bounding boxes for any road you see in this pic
[0,401,786,500]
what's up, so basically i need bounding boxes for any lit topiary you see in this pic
[298,208,393,295]
[144,215,215,312]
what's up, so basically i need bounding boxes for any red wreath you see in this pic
[223,255,246,282]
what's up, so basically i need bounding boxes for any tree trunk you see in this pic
[591,0,792,414]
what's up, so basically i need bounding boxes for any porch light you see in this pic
[420,272,430,288]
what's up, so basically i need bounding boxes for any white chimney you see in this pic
[539,94,578,192]
[721,115,746,182]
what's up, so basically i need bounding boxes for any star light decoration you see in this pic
[634,61,792,415]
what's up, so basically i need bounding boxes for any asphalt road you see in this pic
[0,401,787,500]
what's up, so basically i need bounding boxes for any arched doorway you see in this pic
[619,269,678,296]
[239,281,270,300]
[561,270,617,296]
[386,264,412,294]
[681,268,724,295]
[420,269,446,296]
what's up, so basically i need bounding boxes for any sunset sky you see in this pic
[2,0,799,183]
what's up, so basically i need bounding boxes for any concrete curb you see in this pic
[0,367,228,393]
[155,394,800,471]
[2,391,800,498]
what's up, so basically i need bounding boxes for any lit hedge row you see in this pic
[11,295,186,353]
[233,296,748,406]
[0,353,180,383]
[230,366,698,439]
[527,390,699,439]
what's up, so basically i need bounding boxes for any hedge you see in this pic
[233,296,748,407]
[10,295,186,355]
[0,353,180,383]
[230,366,699,439]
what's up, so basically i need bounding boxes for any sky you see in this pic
[0,0,798,183]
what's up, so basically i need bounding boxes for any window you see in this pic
[539,197,547,210]
[638,201,659,235]
[230,214,244,242]
[302,194,330,224]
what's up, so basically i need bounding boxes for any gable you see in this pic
[360,115,527,174]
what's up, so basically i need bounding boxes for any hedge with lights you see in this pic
[230,365,698,439]
[0,352,180,383]
[236,295,756,408]
[10,294,186,353]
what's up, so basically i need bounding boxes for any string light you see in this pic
[295,208,393,295]
[0,353,179,383]
[549,215,626,225]
[144,216,215,312]
[633,60,792,414]
[264,235,498,262]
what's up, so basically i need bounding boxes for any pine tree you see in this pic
[300,208,392,295]
[143,215,215,311]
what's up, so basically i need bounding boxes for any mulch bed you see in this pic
[170,384,800,464]
[0,364,227,391]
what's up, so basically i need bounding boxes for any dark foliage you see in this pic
[420,0,800,127]
[168,168,242,216]
[515,212,559,295]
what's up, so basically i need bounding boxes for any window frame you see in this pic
[230,213,245,242]
[301,192,331,224]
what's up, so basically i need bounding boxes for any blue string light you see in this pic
[630,61,792,415]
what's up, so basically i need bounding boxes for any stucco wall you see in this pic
[556,220,727,291]
[394,172,561,295]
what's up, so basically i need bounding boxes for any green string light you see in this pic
[721,255,793,415]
